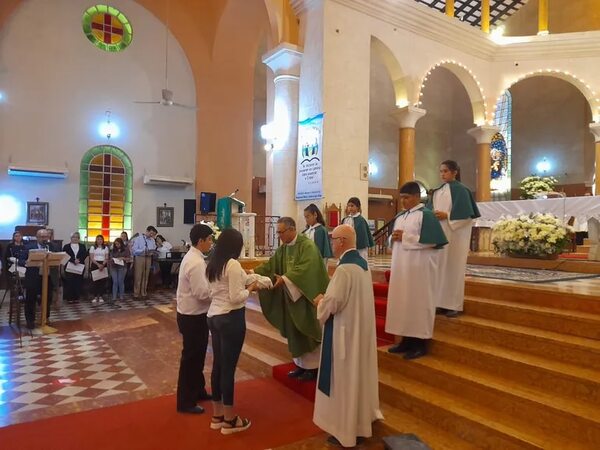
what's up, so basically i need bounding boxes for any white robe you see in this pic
[385,206,441,339]
[313,260,383,447]
[432,184,472,311]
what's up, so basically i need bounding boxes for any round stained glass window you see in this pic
[82,5,133,52]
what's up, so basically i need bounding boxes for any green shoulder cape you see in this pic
[419,207,448,248]
[313,225,333,258]
[254,234,329,358]
[427,180,481,220]
[351,215,375,249]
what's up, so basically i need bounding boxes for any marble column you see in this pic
[263,43,303,218]
[391,106,426,189]
[538,0,549,35]
[589,123,600,195]
[467,125,500,202]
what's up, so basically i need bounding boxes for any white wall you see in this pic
[0,0,196,242]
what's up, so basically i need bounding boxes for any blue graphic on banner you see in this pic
[295,113,324,200]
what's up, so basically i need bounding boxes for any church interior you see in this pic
[1,0,600,448]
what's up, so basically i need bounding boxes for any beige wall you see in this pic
[504,0,600,36]
[510,76,595,188]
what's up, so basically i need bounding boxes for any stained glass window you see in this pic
[79,146,132,243]
[492,91,512,200]
[82,5,133,53]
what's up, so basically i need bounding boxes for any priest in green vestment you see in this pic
[254,217,329,381]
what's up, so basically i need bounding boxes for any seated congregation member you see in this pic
[176,224,214,414]
[313,225,383,448]
[206,228,271,433]
[62,232,88,304]
[302,203,332,263]
[427,160,480,317]
[131,226,157,299]
[24,229,57,329]
[254,217,329,381]
[341,197,374,261]
[156,234,174,288]
[89,235,109,304]
[386,182,448,359]
[109,238,131,307]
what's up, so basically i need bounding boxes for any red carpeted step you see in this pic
[272,363,316,402]
[375,297,388,318]
[385,270,391,282]
[376,316,395,343]
[373,282,389,298]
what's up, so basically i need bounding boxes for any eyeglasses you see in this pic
[276,228,290,235]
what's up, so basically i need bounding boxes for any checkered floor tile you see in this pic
[0,291,174,327]
[0,331,146,415]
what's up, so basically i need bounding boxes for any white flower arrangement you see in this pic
[519,175,558,199]
[491,213,572,257]
[200,220,221,240]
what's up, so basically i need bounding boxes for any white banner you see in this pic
[295,113,324,201]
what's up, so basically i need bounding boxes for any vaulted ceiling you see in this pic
[414,0,530,27]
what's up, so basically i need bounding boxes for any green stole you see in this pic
[347,215,374,249]
[318,249,368,396]
[313,225,333,258]
[254,234,329,358]
[427,180,481,220]
[392,205,448,249]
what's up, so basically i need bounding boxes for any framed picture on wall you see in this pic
[27,202,49,226]
[157,206,174,227]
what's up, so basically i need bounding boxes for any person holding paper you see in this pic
[24,229,57,329]
[110,238,131,306]
[131,226,157,299]
[6,231,27,272]
[89,235,109,304]
[62,232,88,304]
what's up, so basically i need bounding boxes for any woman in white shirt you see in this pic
[156,234,174,288]
[89,235,109,304]
[206,228,271,435]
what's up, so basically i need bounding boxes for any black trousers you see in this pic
[176,312,210,410]
[208,308,246,406]
[90,262,107,296]
[25,274,52,325]
[63,273,84,301]
[159,261,172,287]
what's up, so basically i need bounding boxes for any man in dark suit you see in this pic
[24,229,57,329]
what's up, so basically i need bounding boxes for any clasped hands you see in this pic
[434,210,448,220]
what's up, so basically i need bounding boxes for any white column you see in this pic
[263,43,303,219]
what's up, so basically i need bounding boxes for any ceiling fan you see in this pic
[134,0,196,110]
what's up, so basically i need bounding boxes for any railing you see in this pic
[371,217,395,256]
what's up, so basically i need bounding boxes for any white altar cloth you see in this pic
[476,196,600,231]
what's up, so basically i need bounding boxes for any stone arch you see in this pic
[495,69,598,122]
[417,61,487,126]
[370,36,411,106]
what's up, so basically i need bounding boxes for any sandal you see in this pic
[210,415,225,430]
[221,415,251,435]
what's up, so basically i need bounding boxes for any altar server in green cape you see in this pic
[426,160,480,317]
[341,197,374,261]
[254,217,329,381]
[302,203,332,264]
[386,182,448,359]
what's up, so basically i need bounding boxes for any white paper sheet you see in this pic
[65,262,85,275]
[91,268,109,281]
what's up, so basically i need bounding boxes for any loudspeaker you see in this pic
[200,192,217,214]
[183,199,196,224]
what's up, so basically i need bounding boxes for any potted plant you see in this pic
[491,213,572,259]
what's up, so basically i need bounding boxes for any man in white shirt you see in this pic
[176,224,214,414]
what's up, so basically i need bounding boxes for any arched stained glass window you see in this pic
[492,91,512,200]
[80,146,132,243]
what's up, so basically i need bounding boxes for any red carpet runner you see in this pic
[0,378,320,450]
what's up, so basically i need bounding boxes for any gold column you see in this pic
[399,128,416,189]
[538,0,549,35]
[481,0,490,34]
[477,143,492,202]
[596,142,600,195]
[446,0,454,17]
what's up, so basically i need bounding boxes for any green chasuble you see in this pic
[254,234,329,358]
[313,225,333,258]
[347,215,374,250]
[427,180,481,220]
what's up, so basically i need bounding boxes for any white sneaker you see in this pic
[98,297,104,304]
[92,297,98,304]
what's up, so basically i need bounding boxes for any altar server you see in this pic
[313,224,383,448]
[341,197,374,260]
[386,182,448,359]
[302,203,332,262]
[427,160,480,317]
